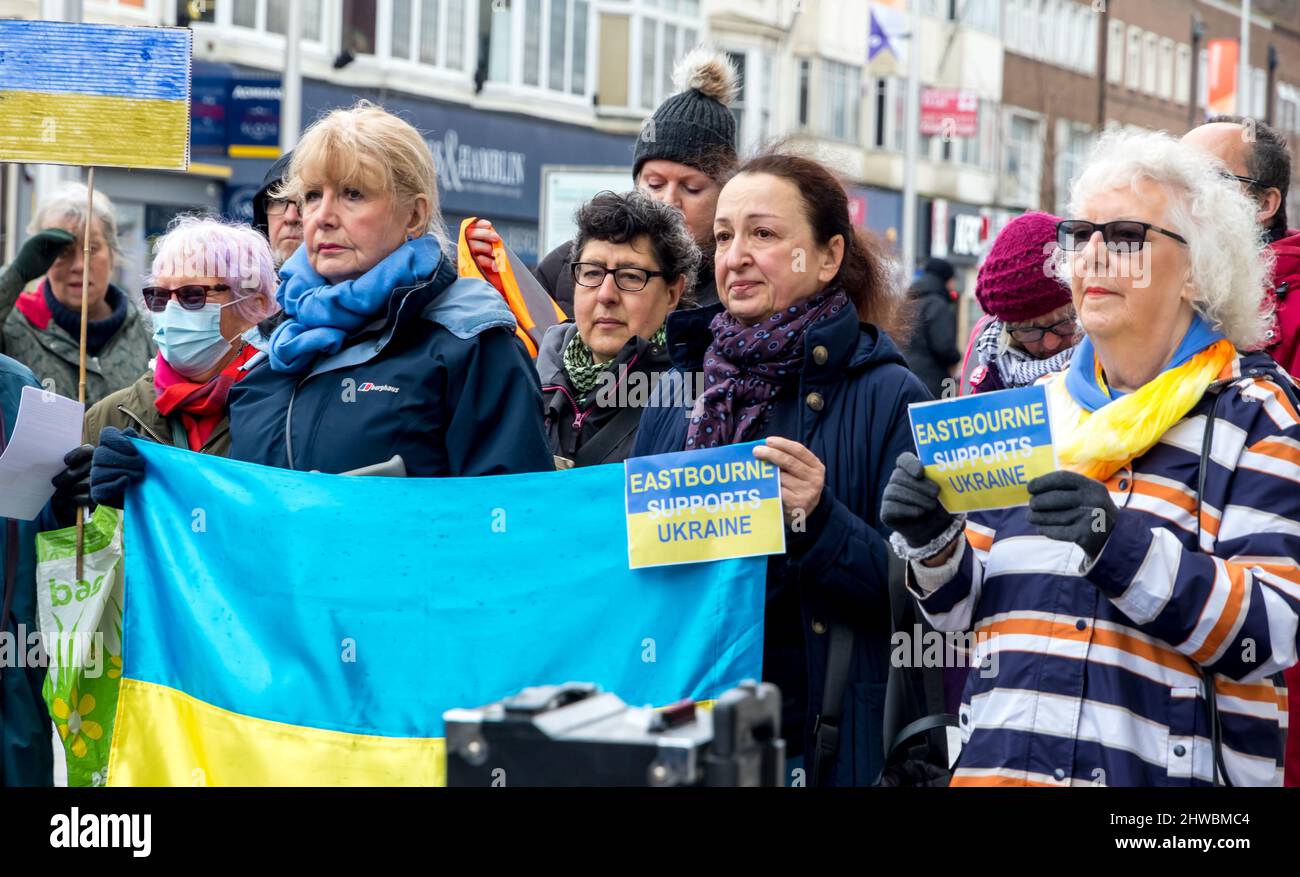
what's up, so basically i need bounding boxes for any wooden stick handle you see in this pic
[75,168,94,582]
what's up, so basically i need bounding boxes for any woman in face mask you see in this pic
[82,215,279,457]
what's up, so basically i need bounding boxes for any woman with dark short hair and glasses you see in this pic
[536,190,699,467]
[960,212,1082,396]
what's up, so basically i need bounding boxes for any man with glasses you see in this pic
[1182,118,1299,372]
[251,151,302,266]
[535,191,699,467]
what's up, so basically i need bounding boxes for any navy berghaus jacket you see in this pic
[227,251,554,477]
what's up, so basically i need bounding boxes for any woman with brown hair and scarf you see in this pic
[633,151,930,786]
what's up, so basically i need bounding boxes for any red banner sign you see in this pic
[920,88,979,137]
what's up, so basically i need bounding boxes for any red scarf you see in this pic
[154,343,259,451]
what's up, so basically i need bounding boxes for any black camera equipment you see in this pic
[444,680,784,787]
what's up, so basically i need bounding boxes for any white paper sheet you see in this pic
[0,385,85,521]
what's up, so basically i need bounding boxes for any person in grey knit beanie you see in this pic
[468,46,740,312]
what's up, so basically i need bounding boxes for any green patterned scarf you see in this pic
[563,325,667,397]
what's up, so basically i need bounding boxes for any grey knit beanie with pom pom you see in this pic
[632,46,740,183]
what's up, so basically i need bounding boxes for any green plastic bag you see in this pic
[36,505,124,787]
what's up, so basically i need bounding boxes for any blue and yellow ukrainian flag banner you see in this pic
[107,443,764,786]
[908,384,1058,513]
[0,21,190,169]
[625,442,785,569]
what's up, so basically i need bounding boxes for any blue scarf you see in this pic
[269,235,442,374]
[1064,313,1225,412]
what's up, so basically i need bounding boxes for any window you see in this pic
[635,6,700,110]
[481,0,593,94]
[1005,111,1042,207]
[727,50,747,141]
[821,60,862,143]
[1082,5,1099,75]
[1055,121,1092,215]
[1142,33,1158,95]
[959,0,1000,35]
[1107,19,1124,84]
[1254,68,1267,118]
[872,77,888,148]
[233,0,323,42]
[1054,3,1071,66]
[1038,1,1054,57]
[1198,48,1208,110]
[341,0,376,54]
[1004,0,1021,51]
[1175,43,1191,105]
[1158,38,1174,100]
[798,59,812,129]
[1126,26,1141,90]
[389,1,470,71]
[959,98,997,171]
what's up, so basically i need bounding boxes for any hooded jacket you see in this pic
[536,322,671,466]
[902,270,962,399]
[633,301,932,785]
[226,249,554,476]
[252,151,295,238]
[1266,229,1300,787]
[1266,230,1300,378]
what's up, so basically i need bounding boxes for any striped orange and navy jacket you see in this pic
[911,350,1300,786]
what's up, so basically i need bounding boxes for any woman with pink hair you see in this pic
[82,215,280,461]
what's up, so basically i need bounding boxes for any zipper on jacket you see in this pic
[544,351,644,432]
[114,405,168,445]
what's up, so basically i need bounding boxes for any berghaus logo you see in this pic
[358,382,400,393]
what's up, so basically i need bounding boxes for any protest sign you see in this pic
[0,20,191,169]
[625,442,785,569]
[909,384,1057,512]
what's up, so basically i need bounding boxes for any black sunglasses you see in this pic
[571,262,667,293]
[141,283,231,312]
[1056,219,1188,253]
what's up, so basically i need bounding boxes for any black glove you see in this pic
[50,443,94,525]
[880,452,956,549]
[90,427,145,508]
[1026,470,1118,558]
[11,228,75,284]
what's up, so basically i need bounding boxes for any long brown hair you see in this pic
[734,151,906,340]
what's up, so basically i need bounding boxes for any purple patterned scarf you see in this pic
[686,288,850,449]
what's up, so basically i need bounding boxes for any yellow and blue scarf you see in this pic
[1047,315,1236,480]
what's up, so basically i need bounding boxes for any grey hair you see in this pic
[1064,128,1273,350]
[569,190,702,304]
[26,181,122,261]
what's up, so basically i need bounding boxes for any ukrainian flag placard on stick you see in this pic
[108,443,765,786]
[908,384,1058,513]
[0,20,191,169]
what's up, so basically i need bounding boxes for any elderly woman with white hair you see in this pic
[0,182,154,406]
[882,129,1300,786]
[81,216,280,469]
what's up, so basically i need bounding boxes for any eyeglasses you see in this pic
[1219,170,1266,190]
[571,262,667,293]
[141,283,231,312]
[265,198,300,216]
[1008,317,1080,344]
[1056,219,1188,253]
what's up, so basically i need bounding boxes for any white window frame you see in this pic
[1158,37,1175,100]
[1142,32,1158,95]
[626,0,703,112]
[225,0,328,44]
[1054,119,1092,215]
[1126,25,1142,91]
[820,58,862,144]
[1106,19,1125,84]
[1175,43,1191,106]
[1004,108,1043,208]
[386,0,476,73]
[489,0,596,104]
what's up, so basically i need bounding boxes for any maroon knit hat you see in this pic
[975,211,1072,323]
